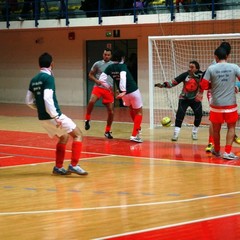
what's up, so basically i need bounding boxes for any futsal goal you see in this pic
[148,33,240,129]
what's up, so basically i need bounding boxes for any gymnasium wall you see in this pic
[0,14,239,108]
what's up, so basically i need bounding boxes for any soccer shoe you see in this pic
[192,132,198,140]
[52,166,70,175]
[211,148,221,157]
[104,131,113,139]
[205,143,214,153]
[68,164,88,175]
[222,152,239,160]
[130,135,143,143]
[171,132,179,141]
[85,120,90,130]
[234,135,240,144]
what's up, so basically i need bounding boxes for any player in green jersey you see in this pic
[26,52,88,176]
[99,50,143,143]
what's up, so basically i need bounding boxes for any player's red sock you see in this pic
[85,114,91,121]
[225,145,232,154]
[209,136,214,145]
[71,141,82,166]
[56,143,66,168]
[132,114,142,136]
[105,125,111,132]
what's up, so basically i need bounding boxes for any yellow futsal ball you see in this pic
[161,117,171,127]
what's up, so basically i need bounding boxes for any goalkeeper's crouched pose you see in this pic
[155,60,203,141]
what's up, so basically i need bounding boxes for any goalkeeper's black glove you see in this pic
[155,83,167,88]
[155,83,163,88]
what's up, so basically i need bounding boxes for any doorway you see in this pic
[86,39,137,107]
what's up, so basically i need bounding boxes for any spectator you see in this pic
[17,0,40,21]
[80,0,98,17]
[1,0,18,20]
[176,0,190,13]
[135,0,144,14]
[56,0,66,19]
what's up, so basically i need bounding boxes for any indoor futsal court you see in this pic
[1,103,240,240]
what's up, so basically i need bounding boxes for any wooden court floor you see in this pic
[1,104,240,240]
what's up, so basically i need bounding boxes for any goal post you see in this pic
[148,33,240,129]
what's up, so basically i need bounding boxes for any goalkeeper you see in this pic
[155,60,203,141]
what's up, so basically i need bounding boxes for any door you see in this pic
[86,39,137,107]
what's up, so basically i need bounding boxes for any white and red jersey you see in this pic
[200,62,240,113]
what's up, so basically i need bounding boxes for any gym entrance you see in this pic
[86,39,137,107]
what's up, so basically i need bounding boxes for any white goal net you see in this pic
[148,33,240,129]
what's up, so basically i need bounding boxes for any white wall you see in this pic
[0,28,86,106]
[0,11,239,108]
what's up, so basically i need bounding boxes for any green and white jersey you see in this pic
[103,62,138,94]
[28,70,62,120]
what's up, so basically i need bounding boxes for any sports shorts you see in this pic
[122,89,143,109]
[92,86,114,104]
[209,110,238,124]
[41,114,76,138]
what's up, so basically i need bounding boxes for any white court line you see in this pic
[0,191,240,216]
[0,143,111,156]
[96,211,240,240]
[0,155,13,159]
[1,143,240,169]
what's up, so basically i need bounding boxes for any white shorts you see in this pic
[122,89,143,109]
[41,114,76,138]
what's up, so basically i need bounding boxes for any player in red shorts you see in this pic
[85,48,114,139]
[200,47,240,160]
[204,41,240,153]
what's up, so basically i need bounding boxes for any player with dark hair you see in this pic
[84,48,114,139]
[205,41,240,152]
[155,60,203,141]
[25,52,88,175]
[200,46,240,160]
[99,50,143,143]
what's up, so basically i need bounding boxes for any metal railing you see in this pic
[0,0,239,28]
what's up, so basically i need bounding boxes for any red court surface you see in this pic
[106,214,240,240]
[1,129,240,239]
[1,130,240,167]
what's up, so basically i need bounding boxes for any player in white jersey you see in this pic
[200,47,240,160]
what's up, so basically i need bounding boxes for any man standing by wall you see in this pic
[85,48,114,139]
